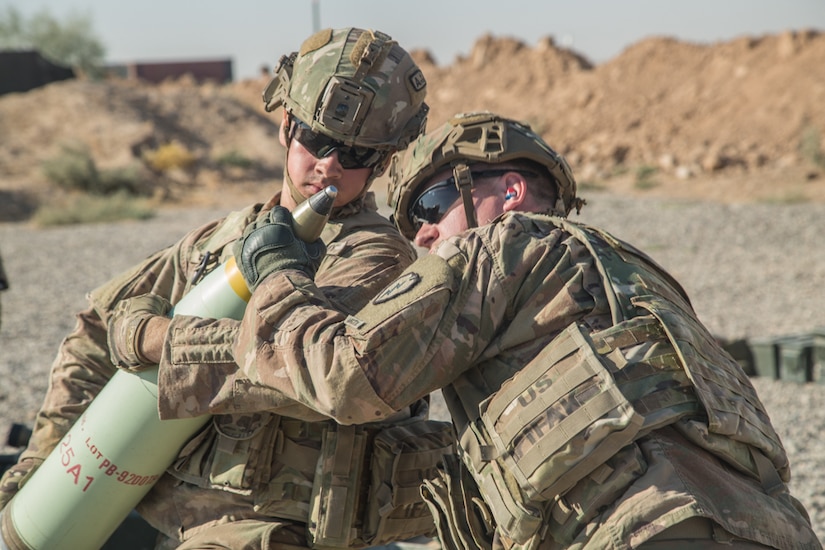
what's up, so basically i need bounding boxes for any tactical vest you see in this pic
[90,200,449,548]
[168,204,453,549]
[446,218,789,548]
[170,401,455,549]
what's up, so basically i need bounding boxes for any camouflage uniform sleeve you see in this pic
[14,219,224,464]
[17,307,111,464]
[156,222,420,419]
[316,221,418,314]
[161,229,509,424]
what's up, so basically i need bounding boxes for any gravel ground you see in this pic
[1,190,824,543]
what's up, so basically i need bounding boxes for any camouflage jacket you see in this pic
[13,192,418,512]
[166,211,817,549]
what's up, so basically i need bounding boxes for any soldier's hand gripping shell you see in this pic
[107,293,172,371]
[232,206,326,291]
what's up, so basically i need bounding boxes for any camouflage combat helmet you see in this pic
[388,112,584,240]
[263,27,428,156]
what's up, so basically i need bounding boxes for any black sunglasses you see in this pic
[290,117,386,170]
[408,170,533,231]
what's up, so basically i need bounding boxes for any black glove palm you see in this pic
[233,206,326,292]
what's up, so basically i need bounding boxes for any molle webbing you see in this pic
[364,421,457,544]
[481,319,697,502]
[178,206,258,296]
[310,425,366,547]
[555,219,787,478]
[590,316,700,433]
[632,296,791,481]
[308,419,456,549]
[420,453,494,550]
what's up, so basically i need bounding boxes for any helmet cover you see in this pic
[263,27,429,152]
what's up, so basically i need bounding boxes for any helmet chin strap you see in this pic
[283,150,307,207]
[452,163,478,229]
[281,116,308,206]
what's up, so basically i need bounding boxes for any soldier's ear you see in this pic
[502,173,527,212]
[279,111,290,147]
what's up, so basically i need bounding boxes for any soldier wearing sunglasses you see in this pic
[0,28,457,550]
[146,112,816,549]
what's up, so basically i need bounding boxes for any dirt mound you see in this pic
[0,76,284,217]
[1,29,824,219]
[415,30,825,189]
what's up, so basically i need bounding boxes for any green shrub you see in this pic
[799,126,825,170]
[610,165,630,177]
[634,164,659,189]
[41,142,99,192]
[33,192,154,226]
[215,150,254,169]
[41,143,148,195]
[0,6,106,77]
[98,165,148,195]
[577,180,606,193]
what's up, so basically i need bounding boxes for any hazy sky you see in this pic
[6,0,825,80]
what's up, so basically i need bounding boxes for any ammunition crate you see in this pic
[748,338,779,380]
[778,335,813,383]
[719,338,756,376]
[809,332,825,384]
[748,337,781,380]
[749,331,825,383]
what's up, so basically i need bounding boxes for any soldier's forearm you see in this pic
[137,316,171,364]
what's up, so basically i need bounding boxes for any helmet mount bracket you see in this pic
[317,77,373,137]
[452,163,478,229]
[263,53,296,113]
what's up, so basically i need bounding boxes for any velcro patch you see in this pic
[300,28,333,56]
[408,69,426,92]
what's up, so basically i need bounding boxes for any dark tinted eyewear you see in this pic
[408,170,535,231]
[290,117,386,169]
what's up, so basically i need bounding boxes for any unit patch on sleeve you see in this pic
[372,272,421,304]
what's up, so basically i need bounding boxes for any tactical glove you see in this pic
[107,293,172,371]
[232,206,326,292]
[0,457,43,510]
